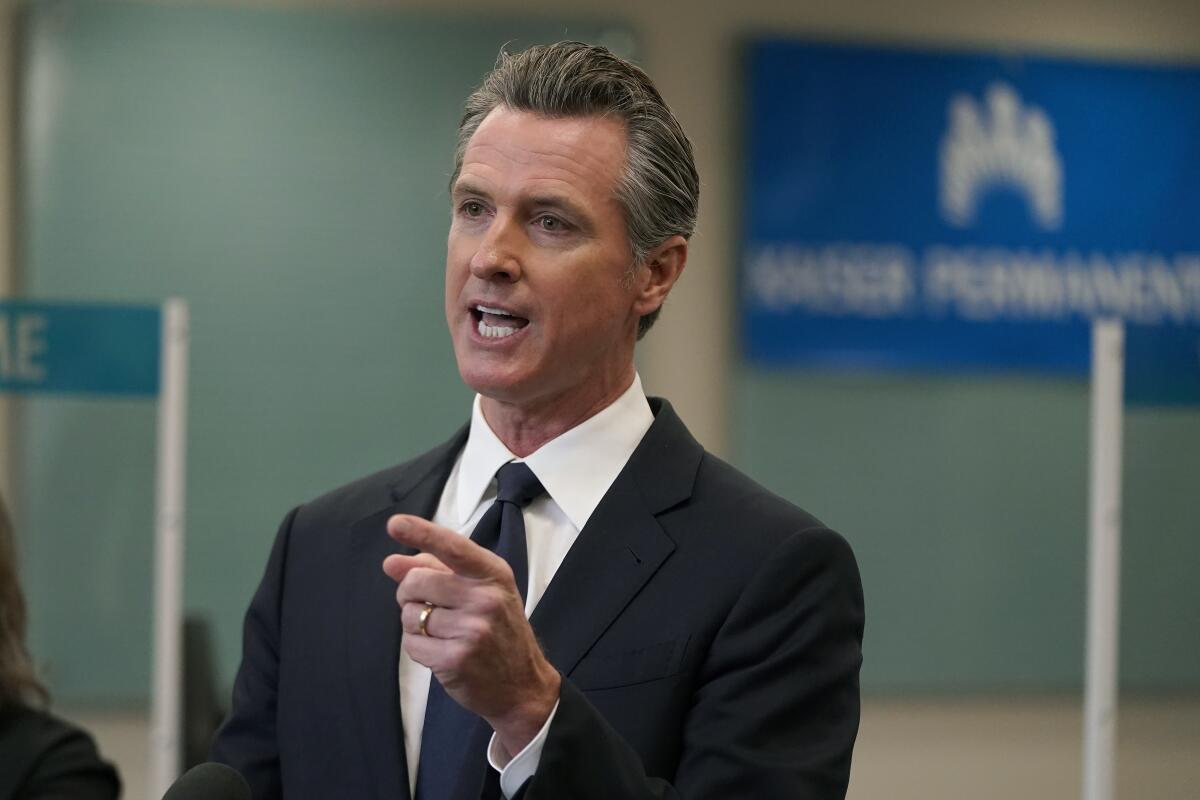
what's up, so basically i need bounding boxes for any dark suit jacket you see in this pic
[211,398,864,799]
[0,704,120,800]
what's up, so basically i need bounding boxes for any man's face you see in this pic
[446,107,643,412]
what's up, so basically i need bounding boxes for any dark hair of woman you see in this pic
[0,492,48,710]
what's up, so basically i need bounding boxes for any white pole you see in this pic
[1082,319,1124,800]
[150,299,189,798]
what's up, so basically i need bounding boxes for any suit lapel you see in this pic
[345,426,467,800]
[531,399,702,677]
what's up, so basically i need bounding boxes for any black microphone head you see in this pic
[162,763,251,800]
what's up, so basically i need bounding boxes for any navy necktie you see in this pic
[414,462,544,800]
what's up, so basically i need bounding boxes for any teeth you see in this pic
[477,319,520,338]
[476,305,512,317]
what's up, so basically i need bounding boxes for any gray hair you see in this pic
[453,41,700,339]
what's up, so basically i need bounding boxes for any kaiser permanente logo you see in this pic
[940,82,1062,231]
[745,82,1200,326]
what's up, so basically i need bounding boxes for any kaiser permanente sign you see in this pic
[741,42,1200,404]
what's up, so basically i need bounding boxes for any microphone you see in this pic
[162,763,251,800]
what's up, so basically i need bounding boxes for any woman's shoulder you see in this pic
[0,703,120,800]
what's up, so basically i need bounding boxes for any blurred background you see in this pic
[0,0,1197,797]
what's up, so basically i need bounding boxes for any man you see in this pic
[212,42,863,799]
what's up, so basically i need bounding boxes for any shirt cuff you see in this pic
[487,700,560,799]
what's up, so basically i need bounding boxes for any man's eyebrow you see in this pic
[526,194,588,218]
[451,181,491,199]
[453,183,593,222]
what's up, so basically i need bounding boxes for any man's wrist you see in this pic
[488,697,561,799]
[488,666,562,760]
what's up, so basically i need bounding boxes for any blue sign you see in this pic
[741,41,1200,405]
[0,301,161,396]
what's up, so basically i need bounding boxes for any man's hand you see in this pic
[382,514,561,760]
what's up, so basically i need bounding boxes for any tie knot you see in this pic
[494,462,544,508]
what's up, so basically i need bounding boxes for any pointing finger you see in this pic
[387,514,502,579]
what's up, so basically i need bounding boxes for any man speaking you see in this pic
[212,41,864,799]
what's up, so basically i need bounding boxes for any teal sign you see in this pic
[0,302,161,396]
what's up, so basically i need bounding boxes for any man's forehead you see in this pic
[454,109,627,203]
[462,108,626,168]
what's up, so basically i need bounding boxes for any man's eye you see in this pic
[537,215,565,231]
[461,201,485,217]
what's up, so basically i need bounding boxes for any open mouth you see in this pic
[470,304,530,339]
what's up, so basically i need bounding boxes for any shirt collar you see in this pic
[455,374,654,530]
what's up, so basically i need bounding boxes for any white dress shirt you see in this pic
[398,374,654,798]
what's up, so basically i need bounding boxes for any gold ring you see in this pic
[418,602,435,637]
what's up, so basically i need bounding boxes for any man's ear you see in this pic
[632,235,688,318]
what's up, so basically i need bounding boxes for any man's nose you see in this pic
[469,216,523,282]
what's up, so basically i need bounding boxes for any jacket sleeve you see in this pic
[209,507,300,800]
[520,527,865,800]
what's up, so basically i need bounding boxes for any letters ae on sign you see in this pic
[0,313,48,383]
[0,302,161,397]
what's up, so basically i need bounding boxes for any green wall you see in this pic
[734,370,1200,691]
[15,0,1197,704]
[16,0,629,704]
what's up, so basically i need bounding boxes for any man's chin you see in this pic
[457,363,534,404]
